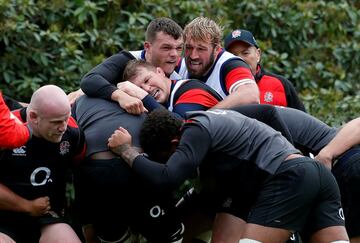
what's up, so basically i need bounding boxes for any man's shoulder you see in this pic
[109,50,136,61]
[63,117,82,144]
[219,52,249,71]
[67,116,79,129]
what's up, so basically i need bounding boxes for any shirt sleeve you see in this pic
[142,94,164,112]
[221,59,256,94]
[132,123,211,190]
[173,89,220,117]
[172,80,222,118]
[80,51,134,100]
[0,93,30,148]
[67,116,86,165]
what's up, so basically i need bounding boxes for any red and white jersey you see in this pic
[176,50,255,98]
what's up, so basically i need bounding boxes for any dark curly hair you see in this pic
[140,109,183,159]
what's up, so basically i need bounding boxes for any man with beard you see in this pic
[117,59,223,118]
[70,17,183,115]
[176,17,260,108]
[118,61,294,144]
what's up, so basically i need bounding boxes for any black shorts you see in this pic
[74,158,133,240]
[74,158,183,242]
[0,211,65,243]
[182,154,267,221]
[247,157,345,235]
[332,147,360,238]
[206,157,268,220]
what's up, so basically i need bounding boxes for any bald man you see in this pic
[0,93,30,148]
[0,85,86,243]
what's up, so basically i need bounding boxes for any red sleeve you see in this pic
[225,66,255,93]
[221,59,254,94]
[0,93,30,148]
[175,89,219,108]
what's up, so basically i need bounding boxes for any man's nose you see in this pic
[58,122,67,132]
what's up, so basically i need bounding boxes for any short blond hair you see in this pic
[183,17,223,46]
[123,59,156,81]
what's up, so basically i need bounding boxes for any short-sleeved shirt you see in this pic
[0,107,85,214]
[176,50,255,98]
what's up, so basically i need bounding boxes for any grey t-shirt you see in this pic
[133,109,299,190]
[73,96,146,157]
[275,107,337,154]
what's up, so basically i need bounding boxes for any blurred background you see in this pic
[1,0,359,125]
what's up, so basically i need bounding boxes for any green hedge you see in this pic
[1,0,360,124]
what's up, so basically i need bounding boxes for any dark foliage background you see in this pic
[1,0,360,125]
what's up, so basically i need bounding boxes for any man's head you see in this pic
[140,109,182,162]
[123,59,171,103]
[183,17,223,78]
[224,29,261,74]
[144,17,183,77]
[27,85,71,143]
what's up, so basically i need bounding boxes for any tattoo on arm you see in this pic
[112,144,140,167]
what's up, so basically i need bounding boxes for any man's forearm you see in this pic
[213,83,260,109]
[111,144,140,167]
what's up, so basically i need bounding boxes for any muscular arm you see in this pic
[316,117,360,166]
[110,125,211,190]
[81,51,135,100]
[0,94,30,148]
[110,143,140,168]
[213,83,259,109]
[213,59,259,109]
[0,183,50,216]
[81,52,147,114]
[133,125,210,190]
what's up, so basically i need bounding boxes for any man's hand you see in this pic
[108,127,140,167]
[26,196,51,217]
[108,127,132,148]
[111,89,147,115]
[67,89,84,105]
[117,81,148,100]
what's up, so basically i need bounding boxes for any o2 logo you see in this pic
[30,167,52,186]
[149,205,165,218]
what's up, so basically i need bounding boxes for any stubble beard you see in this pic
[186,51,215,79]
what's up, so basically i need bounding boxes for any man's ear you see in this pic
[215,44,222,53]
[28,110,38,124]
[170,138,180,152]
[144,41,151,51]
[156,67,166,77]
[256,48,262,63]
